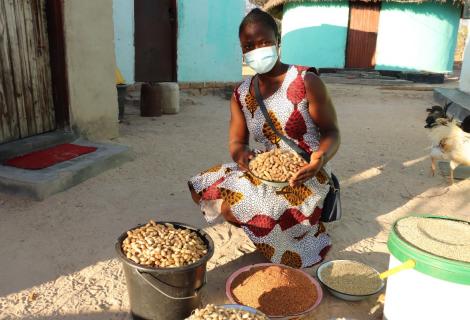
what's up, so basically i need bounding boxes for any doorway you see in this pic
[346,1,381,69]
[134,0,177,82]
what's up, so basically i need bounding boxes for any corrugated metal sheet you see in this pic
[0,0,55,144]
[346,1,381,69]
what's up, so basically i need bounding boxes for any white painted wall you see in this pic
[460,38,470,93]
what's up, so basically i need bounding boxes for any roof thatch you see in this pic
[250,0,465,18]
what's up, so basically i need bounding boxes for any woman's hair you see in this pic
[239,8,279,41]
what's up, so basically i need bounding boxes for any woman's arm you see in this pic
[305,72,340,162]
[229,93,254,170]
[290,72,340,186]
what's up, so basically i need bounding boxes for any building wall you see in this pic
[113,0,134,83]
[454,20,469,63]
[177,0,244,83]
[460,37,470,93]
[64,0,119,140]
[281,1,349,68]
[375,2,461,73]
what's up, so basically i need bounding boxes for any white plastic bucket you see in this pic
[383,215,470,320]
[384,255,470,320]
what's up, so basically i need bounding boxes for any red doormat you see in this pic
[5,143,97,170]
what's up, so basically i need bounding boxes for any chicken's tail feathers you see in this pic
[443,101,452,115]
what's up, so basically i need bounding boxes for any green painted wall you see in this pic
[375,1,461,73]
[281,1,349,68]
[177,0,244,82]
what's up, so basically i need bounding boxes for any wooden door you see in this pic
[134,0,177,82]
[0,0,55,144]
[346,1,381,69]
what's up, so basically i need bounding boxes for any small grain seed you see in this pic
[231,266,317,316]
[319,260,382,295]
[397,216,470,263]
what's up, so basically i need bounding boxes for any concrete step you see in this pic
[0,139,133,200]
[336,70,381,76]
[438,160,470,180]
[321,75,413,86]
[434,88,470,123]
[321,72,398,80]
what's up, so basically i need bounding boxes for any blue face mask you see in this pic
[244,45,278,74]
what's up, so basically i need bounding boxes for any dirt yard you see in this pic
[1,84,469,320]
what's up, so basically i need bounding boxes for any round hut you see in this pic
[256,0,463,73]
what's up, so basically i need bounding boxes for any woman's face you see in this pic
[239,22,278,54]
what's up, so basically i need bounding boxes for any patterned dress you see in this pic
[189,65,332,268]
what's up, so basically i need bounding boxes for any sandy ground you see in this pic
[0,84,469,320]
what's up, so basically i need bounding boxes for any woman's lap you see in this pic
[189,162,331,268]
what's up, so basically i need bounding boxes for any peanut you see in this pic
[249,149,307,182]
[121,221,208,268]
[186,304,268,320]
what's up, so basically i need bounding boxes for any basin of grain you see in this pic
[317,260,383,298]
[226,263,322,318]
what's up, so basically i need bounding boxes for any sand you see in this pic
[0,84,469,320]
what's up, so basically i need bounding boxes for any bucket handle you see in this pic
[136,270,206,300]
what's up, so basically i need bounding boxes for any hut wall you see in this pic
[177,0,244,82]
[281,1,349,68]
[375,1,461,73]
[113,0,134,83]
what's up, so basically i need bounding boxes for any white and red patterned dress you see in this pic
[189,65,331,268]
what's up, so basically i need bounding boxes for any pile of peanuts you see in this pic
[121,220,208,268]
[249,149,307,182]
[186,304,268,320]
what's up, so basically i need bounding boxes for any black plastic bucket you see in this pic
[116,222,214,320]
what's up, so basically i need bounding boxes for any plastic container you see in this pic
[226,263,323,319]
[383,215,470,320]
[116,222,214,320]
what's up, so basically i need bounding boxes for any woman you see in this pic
[188,9,340,268]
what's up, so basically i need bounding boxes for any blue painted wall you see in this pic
[113,0,134,83]
[375,1,461,73]
[177,0,244,82]
[281,1,349,68]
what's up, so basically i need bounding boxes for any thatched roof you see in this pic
[250,0,465,18]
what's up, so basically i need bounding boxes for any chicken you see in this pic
[426,118,470,184]
[424,102,450,129]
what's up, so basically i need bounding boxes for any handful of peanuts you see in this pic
[186,304,268,320]
[121,220,208,268]
[249,149,307,182]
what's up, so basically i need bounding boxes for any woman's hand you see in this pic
[234,147,255,171]
[289,155,324,187]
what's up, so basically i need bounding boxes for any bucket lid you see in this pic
[388,215,470,285]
